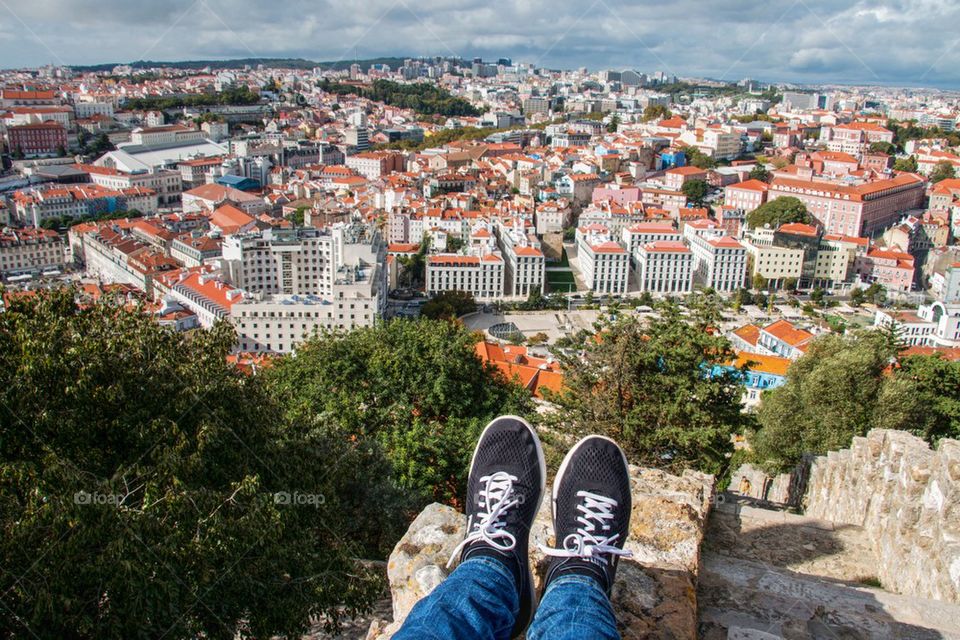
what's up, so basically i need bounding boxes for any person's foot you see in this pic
[540,435,632,596]
[447,415,546,638]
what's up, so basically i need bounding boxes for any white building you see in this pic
[684,221,747,292]
[497,221,545,297]
[82,164,183,206]
[0,227,66,276]
[426,254,504,301]
[634,241,693,295]
[622,222,681,270]
[224,221,387,353]
[875,303,960,348]
[576,224,629,295]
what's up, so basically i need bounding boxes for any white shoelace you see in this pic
[447,471,520,569]
[539,491,633,564]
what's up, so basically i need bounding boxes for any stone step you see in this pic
[698,552,960,640]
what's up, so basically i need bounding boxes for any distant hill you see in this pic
[70,57,412,73]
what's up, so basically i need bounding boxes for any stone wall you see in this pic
[366,465,715,640]
[804,429,960,604]
[728,460,810,507]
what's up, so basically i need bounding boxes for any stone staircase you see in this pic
[698,495,960,640]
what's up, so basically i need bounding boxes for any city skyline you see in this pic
[1,0,959,87]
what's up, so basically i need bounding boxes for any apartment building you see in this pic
[7,122,67,157]
[345,151,405,180]
[757,319,815,360]
[622,221,681,269]
[816,234,868,287]
[130,124,206,146]
[663,166,707,191]
[819,122,894,155]
[426,254,504,300]
[576,224,629,295]
[743,227,804,288]
[154,267,241,328]
[79,163,183,206]
[684,222,747,292]
[80,223,180,296]
[767,174,925,237]
[11,184,159,227]
[497,222,546,297]
[855,247,915,292]
[224,221,387,352]
[724,179,768,213]
[0,227,66,276]
[634,241,693,294]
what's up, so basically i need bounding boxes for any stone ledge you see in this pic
[367,465,714,640]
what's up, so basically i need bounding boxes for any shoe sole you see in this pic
[551,434,630,543]
[468,415,546,639]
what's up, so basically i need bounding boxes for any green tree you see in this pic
[641,104,672,122]
[929,160,957,183]
[421,290,477,320]
[893,155,918,173]
[849,286,865,307]
[681,146,716,169]
[397,236,430,288]
[681,179,709,206]
[265,319,530,506]
[752,331,897,472]
[783,277,798,292]
[606,113,621,132]
[869,141,896,155]
[864,282,886,305]
[0,290,384,639]
[810,287,825,306]
[752,274,768,291]
[746,196,811,229]
[879,354,960,443]
[748,164,771,182]
[549,302,748,474]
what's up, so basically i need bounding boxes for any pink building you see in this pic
[819,122,894,155]
[724,179,769,213]
[768,174,925,237]
[592,186,641,205]
[663,166,708,191]
[855,248,915,292]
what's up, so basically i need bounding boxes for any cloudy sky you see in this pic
[0,0,957,87]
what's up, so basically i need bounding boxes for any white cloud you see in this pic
[0,0,957,86]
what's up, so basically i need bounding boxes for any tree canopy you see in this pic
[263,319,531,507]
[421,290,477,320]
[123,86,261,110]
[641,104,671,122]
[681,179,709,206]
[747,329,960,473]
[746,196,811,229]
[681,146,717,169]
[748,164,771,182]
[548,301,750,475]
[319,79,482,117]
[0,290,384,639]
[929,160,957,183]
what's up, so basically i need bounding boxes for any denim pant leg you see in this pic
[392,557,519,640]
[526,575,619,640]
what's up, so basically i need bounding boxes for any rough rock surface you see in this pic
[804,429,960,603]
[698,495,960,640]
[366,465,714,640]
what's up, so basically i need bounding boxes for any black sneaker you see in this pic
[541,435,632,596]
[447,415,545,639]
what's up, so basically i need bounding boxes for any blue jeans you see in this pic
[393,557,619,640]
